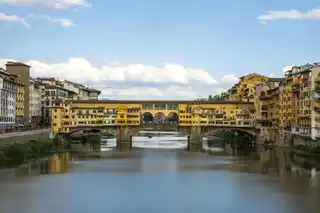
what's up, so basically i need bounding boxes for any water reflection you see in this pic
[0,153,70,179]
[0,136,319,213]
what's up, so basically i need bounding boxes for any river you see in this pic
[0,132,319,213]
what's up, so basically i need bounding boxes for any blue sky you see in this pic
[0,0,319,99]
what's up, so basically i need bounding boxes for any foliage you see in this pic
[100,132,114,137]
[196,92,229,101]
[208,92,229,101]
[293,144,320,155]
[215,131,234,140]
[264,139,274,145]
[85,133,102,145]
[0,139,54,168]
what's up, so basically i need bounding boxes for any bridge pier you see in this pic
[188,126,203,152]
[116,126,137,151]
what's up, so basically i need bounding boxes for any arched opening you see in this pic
[203,129,256,152]
[260,91,266,97]
[142,112,153,123]
[154,112,166,123]
[167,112,179,123]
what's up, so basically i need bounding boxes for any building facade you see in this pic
[6,62,30,125]
[0,68,23,131]
[253,63,320,140]
[228,73,270,102]
[29,79,41,125]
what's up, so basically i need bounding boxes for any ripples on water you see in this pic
[0,134,319,213]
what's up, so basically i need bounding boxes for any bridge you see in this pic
[51,100,259,151]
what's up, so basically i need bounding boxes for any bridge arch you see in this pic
[167,112,179,123]
[154,112,166,123]
[142,112,153,123]
[203,127,256,138]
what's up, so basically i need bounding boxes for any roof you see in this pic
[268,86,279,92]
[64,80,85,88]
[239,73,266,80]
[268,78,284,82]
[6,61,31,67]
[0,68,24,85]
[36,77,56,81]
[88,88,101,95]
[65,100,253,104]
[45,85,78,94]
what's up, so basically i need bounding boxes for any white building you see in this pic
[0,68,20,131]
[64,80,101,100]
[29,79,41,125]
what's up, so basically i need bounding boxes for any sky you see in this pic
[0,0,320,100]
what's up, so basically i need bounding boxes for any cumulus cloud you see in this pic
[18,58,218,85]
[96,85,227,100]
[282,65,293,73]
[0,0,91,10]
[0,58,232,100]
[258,8,320,24]
[221,74,239,84]
[0,12,30,29]
[25,14,75,28]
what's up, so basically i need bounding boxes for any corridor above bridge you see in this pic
[51,99,255,134]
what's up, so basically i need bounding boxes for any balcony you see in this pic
[315,97,320,101]
[298,114,310,118]
[301,78,309,83]
[237,110,249,115]
[260,95,272,100]
[315,77,320,83]
[292,85,300,92]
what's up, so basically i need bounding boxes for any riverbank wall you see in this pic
[0,132,50,146]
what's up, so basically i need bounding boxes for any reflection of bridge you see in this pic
[51,100,260,151]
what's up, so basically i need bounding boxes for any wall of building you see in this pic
[6,63,30,124]
[29,80,41,125]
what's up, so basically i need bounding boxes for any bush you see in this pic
[0,139,55,168]
[101,132,114,137]
[264,139,274,145]
[293,144,320,155]
[86,133,101,145]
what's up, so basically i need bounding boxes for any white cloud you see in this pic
[282,65,293,73]
[258,8,320,24]
[221,74,239,84]
[0,58,226,100]
[97,85,226,100]
[0,12,30,29]
[0,0,91,10]
[25,14,75,28]
[17,58,218,85]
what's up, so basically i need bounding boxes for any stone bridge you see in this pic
[65,124,258,151]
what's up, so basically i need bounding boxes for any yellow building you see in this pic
[51,63,320,141]
[15,81,25,125]
[51,100,256,134]
[229,73,269,103]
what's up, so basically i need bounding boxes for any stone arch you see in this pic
[203,127,256,137]
[154,112,166,123]
[167,112,179,123]
[68,127,103,137]
[142,112,153,123]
